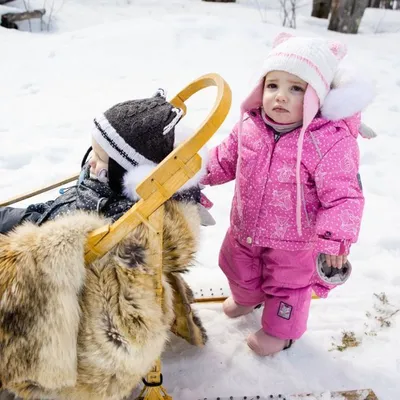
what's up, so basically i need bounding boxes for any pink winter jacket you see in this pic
[203,109,365,255]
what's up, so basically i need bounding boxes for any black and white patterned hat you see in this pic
[92,90,183,194]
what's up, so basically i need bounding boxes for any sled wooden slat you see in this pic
[197,389,379,400]
[136,206,173,400]
[193,294,319,304]
[0,174,79,207]
[136,74,230,200]
[192,285,319,303]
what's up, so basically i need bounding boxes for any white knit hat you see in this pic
[241,32,347,114]
[262,32,347,105]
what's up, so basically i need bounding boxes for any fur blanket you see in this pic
[0,200,206,400]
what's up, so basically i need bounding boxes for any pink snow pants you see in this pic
[219,229,318,340]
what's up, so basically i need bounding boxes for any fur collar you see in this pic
[122,123,208,201]
[321,69,375,122]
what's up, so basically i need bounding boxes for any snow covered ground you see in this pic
[1,1,399,399]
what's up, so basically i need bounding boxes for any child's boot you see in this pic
[247,329,293,356]
[222,297,255,318]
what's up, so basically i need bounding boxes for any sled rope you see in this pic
[0,174,79,207]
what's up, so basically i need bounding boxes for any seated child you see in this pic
[0,90,213,234]
[0,89,212,400]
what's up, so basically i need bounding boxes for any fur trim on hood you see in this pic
[321,69,376,122]
[122,123,208,201]
[241,67,377,139]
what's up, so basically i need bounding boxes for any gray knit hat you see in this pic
[92,90,183,194]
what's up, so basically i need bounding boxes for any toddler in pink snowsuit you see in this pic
[202,33,375,356]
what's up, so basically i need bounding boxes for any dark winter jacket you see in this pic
[0,165,201,235]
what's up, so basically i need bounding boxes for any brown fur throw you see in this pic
[0,200,206,400]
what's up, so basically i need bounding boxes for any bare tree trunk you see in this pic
[279,0,297,28]
[311,0,333,18]
[330,0,340,17]
[328,0,368,34]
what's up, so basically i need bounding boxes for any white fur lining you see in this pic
[122,164,156,201]
[122,123,208,201]
[321,69,376,121]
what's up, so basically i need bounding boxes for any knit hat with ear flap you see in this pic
[240,32,347,236]
[91,90,184,196]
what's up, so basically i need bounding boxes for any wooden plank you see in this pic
[0,175,79,207]
[197,389,378,399]
[192,284,319,303]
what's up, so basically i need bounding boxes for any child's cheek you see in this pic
[99,160,108,173]
[296,98,304,117]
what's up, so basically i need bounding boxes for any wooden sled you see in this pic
[0,73,232,400]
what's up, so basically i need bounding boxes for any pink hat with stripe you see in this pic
[241,32,347,236]
[241,32,347,115]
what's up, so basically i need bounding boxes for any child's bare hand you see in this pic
[323,254,348,269]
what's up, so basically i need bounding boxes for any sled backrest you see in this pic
[84,73,231,263]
